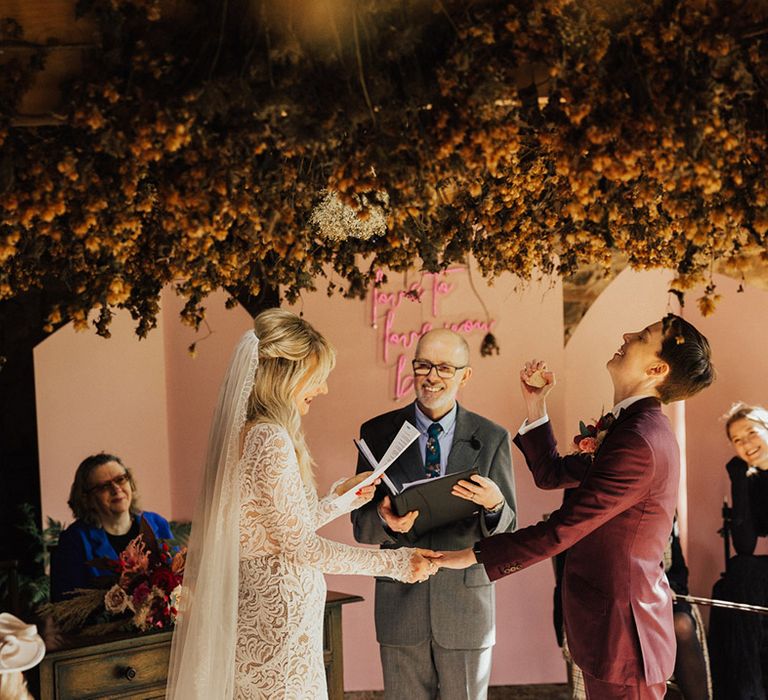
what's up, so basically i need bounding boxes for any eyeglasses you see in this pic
[87,473,130,495]
[412,360,467,379]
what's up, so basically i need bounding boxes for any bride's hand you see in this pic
[335,471,379,503]
[406,549,442,583]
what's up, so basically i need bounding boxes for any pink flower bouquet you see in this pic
[41,519,186,635]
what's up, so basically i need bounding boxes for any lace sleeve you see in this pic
[313,478,348,529]
[240,424,414,581]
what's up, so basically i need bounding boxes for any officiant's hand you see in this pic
[336,471,380,504]
[378,495,419,534]
[452,474,503,511]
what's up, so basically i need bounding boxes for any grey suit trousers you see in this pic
[381,640,492,700]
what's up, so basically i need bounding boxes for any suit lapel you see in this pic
[446,404,482,475]
[383,403,484,486]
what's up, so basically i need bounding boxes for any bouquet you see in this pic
[41,518,186,635]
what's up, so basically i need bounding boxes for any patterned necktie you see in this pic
[425,423,443,478]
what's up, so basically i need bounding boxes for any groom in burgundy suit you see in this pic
[437,314,714,699]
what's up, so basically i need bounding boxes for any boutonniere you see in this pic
[573,411,617,457]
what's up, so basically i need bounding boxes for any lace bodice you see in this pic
[234,422,413,699]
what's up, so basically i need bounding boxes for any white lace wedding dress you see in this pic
[235,422,413,699]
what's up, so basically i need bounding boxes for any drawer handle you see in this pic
[123,666,137,681]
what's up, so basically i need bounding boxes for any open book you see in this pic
[353,423,481,538]
[334,421,421,510]
[390,468,480,539]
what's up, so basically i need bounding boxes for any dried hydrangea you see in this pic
[310,190,389,242]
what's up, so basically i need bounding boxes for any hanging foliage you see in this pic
[1,0,767,337]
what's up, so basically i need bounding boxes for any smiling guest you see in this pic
[50,453,171,602]
[438,314,714,699]
[709,403,768,699]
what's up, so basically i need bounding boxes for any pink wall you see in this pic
[678,274,768,614]
[563,268,768,623]
[34,309,172,527]
[159,287,253,520]
[159,267,570,688]
[33,264,768,690]
[289,267,568,689]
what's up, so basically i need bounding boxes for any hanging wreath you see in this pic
[0,0,766,337]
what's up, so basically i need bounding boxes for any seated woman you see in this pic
[709,403,768,700]
[50,453,171,602]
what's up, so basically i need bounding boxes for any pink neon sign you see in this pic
[370,268,496,399]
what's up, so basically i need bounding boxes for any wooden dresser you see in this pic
[37,590,363,700]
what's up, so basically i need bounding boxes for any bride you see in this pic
[166,309,437,699]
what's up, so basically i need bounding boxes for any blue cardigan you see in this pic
[51,511,172,602]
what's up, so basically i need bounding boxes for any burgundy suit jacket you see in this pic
[476,398,679,686]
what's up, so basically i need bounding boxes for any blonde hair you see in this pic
[724,402,768,440]
[248,309,335,487]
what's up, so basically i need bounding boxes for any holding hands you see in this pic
[433,548,477,570]
[406,549,443,583]
[339,474,440,582]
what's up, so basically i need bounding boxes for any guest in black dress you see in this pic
[709,403,768,700]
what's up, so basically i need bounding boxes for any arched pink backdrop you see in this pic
[34,265,768,689]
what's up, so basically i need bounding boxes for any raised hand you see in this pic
[451,474,503,511]
[378,495,419,534]
[520,359,556,423]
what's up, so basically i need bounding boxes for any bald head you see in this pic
[415,329,470,366]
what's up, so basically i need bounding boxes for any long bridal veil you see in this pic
[166,330,259,699]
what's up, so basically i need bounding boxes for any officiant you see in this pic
[351,328,516,700]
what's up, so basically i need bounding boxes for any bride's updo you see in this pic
[248,308,335,486]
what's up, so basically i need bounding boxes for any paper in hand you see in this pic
[335,420,421,508]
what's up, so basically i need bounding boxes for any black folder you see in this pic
[391,468,480,539]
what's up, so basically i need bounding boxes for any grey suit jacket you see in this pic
[351,402,516,649]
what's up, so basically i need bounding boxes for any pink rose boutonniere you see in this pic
[573,411,617,457]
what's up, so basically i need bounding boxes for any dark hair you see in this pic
[68,452,140,526]
[724,402,768,440]
[656,313,715,403]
